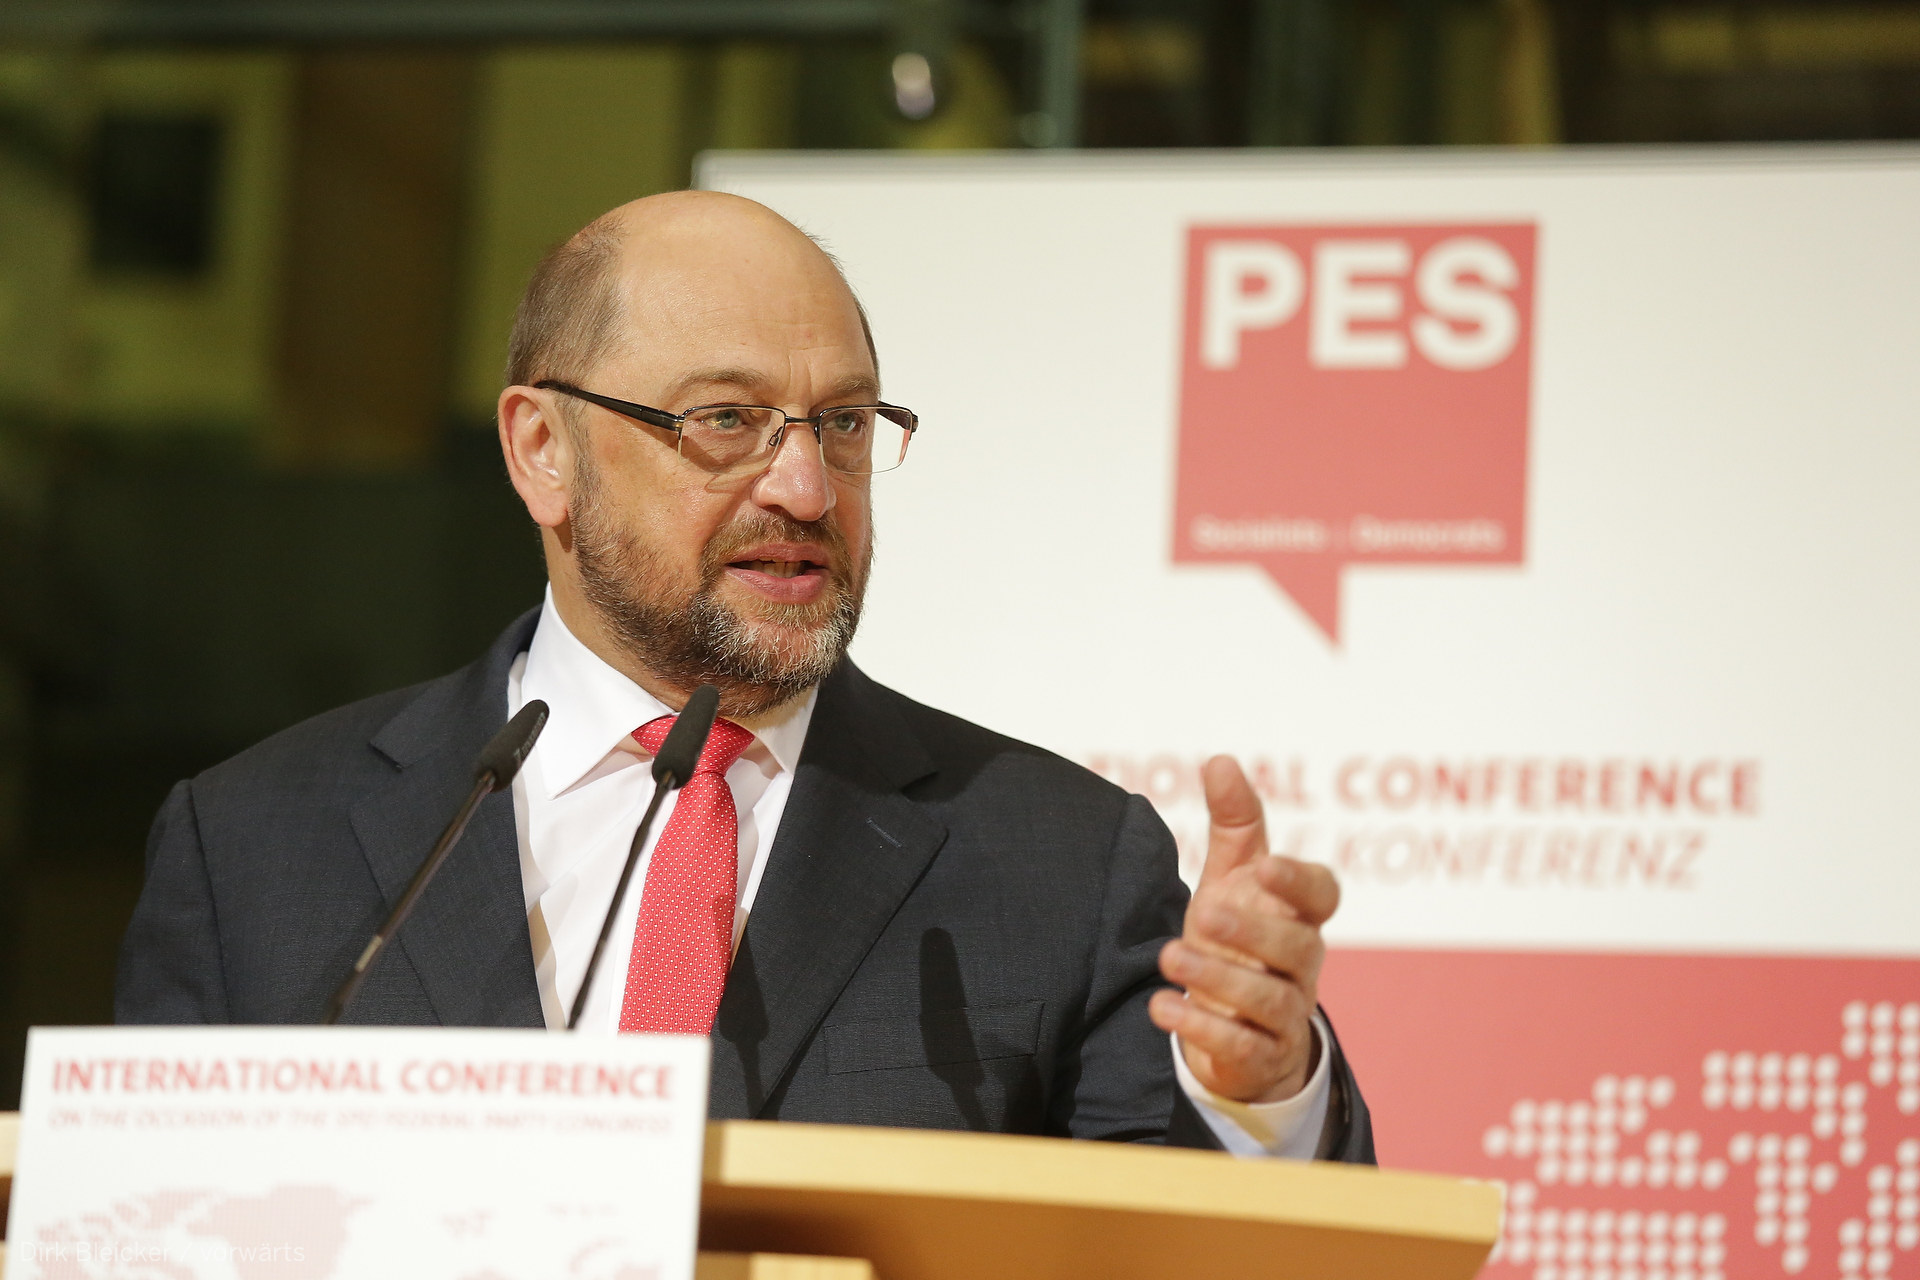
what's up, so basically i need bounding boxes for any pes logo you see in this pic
[1173,223,1538,642]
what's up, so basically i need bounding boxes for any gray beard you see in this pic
[568,455,868,719]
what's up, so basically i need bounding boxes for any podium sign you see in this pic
[2,1026,709,1280]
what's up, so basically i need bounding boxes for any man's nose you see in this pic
[749,419,836,523]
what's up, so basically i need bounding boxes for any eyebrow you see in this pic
[663,366,882,408]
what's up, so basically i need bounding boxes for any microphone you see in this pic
[568,683,720,1030]
[322,699,549,1025]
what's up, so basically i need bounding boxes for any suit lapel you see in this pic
[347,609,546,1029]
[709,662,945,1118]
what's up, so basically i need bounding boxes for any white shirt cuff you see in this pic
[1170,1012,1333,1159]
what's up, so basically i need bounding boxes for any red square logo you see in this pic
[1173,223,1538,641]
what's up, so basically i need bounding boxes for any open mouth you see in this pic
[730,558,823,579]
[722,553,834,603]
[716,537,840,605]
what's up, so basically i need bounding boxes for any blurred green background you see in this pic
[2,0,1919,1108]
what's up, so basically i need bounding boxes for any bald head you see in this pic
[505,190,874,393]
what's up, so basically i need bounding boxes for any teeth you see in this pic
[744,560,804,578]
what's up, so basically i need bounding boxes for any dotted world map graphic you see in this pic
[1323,950,1920,1280]
[21,1184,662,1280]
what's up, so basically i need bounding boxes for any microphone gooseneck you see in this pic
[476,699,550,791]
[651,684,719,785]
[322,700,550,1025]
[568,683,722,1031]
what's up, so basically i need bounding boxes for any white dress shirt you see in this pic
[505,590,1330,1157]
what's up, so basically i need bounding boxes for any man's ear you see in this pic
[499,385,574,529]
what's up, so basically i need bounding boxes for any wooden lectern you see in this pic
[0,1112,1500,1278]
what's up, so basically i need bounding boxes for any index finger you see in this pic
[1254,856,1341,927]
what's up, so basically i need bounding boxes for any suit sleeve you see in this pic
[1317,1009,1377,1163]
[116,779,232,1024]
[1055,791,1376,1163]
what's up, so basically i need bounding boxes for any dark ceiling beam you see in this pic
[0,0,936,45]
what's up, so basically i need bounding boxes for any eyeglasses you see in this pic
[535,380,918,478]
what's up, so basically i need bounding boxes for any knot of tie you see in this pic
[633,713,754,778]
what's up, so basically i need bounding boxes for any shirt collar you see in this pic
[516,588,816,799]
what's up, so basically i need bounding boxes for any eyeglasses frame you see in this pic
[533,379,918,477]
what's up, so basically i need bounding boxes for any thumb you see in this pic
[1197,754,1267,889]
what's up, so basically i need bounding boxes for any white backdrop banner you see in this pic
[703,148,1920,1280]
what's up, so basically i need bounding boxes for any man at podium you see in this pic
[117,192,1374,1165]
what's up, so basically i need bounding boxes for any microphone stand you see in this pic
[566,783,674,1030]
[568,683,721,1030]
[322,778,490,1025]
[322,699,549,1025]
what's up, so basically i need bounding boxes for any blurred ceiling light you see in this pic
[1082,20,1202,89]
[1626,6,1920,72]
[892,51,937,120]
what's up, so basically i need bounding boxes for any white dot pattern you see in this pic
[617,715,755,1036]
[1480,1001,1920,1280]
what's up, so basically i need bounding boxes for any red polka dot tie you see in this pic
[618,713,755,1035]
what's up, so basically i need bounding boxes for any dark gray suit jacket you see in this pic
[117,609,1373,1159]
